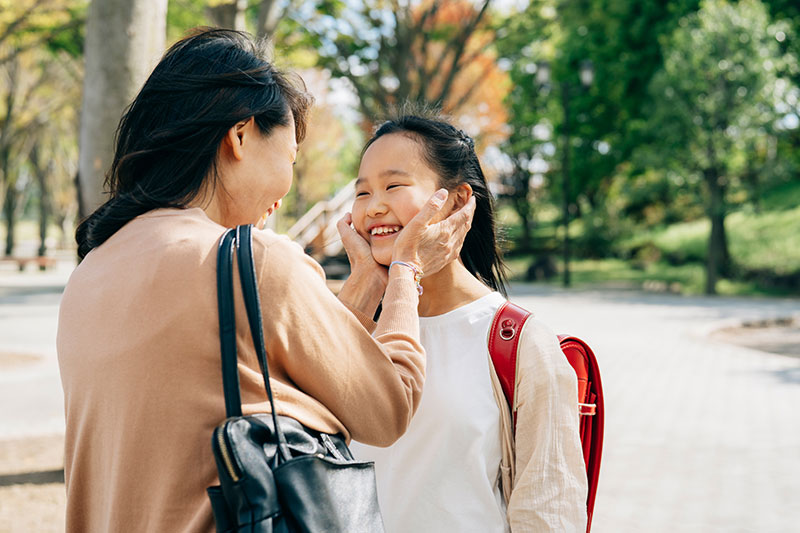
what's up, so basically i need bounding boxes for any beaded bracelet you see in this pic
[389,260,424,295]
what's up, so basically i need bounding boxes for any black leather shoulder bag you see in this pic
[206,225,385,533]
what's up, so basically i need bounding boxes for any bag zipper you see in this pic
[320,433,346,461]
[215,426,241,482]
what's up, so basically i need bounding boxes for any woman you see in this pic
[346,113,588,532]
[57,30,474,532]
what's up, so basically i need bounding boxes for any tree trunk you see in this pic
[77,0,167,218]
[31,144,49,256]
[38,185,48,257]
[3,181,17,257]
[257,0,283,39]
[704,166,729,295]
[0,141,12,257]
[512,195,532,252]
[207,0,248,31]
[561,83,572,288]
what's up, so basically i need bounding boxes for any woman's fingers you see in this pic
[337,211,353,231]
[416,196,476,276]
[337,212,370,259]
[393,193,477,277]
[439,195,476,235]
[404,188,449,232]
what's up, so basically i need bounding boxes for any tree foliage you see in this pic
[1,0,85,255]
[639,0,792,293]
[296,0,509,140]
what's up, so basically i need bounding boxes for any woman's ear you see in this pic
[222,117,255,162]
[450,183,473,212]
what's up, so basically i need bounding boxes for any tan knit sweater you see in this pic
[57,207,424,533]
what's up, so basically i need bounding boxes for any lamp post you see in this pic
[534,59,594,287]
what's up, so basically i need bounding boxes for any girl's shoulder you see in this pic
[514,311,577,384]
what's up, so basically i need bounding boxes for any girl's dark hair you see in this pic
[76,28,313,258]
[365,111,509,296]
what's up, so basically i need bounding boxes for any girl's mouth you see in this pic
[369,225,402,238]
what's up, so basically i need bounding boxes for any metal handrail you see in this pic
[287,179,356,258]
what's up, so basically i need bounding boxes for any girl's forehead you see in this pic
[359,136,429,175]
[365,133,423,159]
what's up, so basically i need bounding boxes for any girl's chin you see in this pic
[370,249,393,268]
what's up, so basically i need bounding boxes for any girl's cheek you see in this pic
[351,210,368,239]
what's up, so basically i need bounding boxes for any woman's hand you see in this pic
[336,212,388,319]
[392,189,476,277]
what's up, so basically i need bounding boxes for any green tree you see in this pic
[494,0,553,253]
[297,0,500,123]
[496,0,702,256]
[642,0,791,294]
[0,0,85,255]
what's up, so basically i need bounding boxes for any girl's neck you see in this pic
[417,259,492,317]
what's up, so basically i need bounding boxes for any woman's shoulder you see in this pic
[250,227,326,279]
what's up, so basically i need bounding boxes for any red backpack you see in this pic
[489,302,604,533]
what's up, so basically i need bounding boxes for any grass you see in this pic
[506,256,791,296]
[621,193,800,276]
[504,180,800,297]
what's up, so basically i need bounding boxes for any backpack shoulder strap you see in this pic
[488,301,532,431]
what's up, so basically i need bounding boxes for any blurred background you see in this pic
[0,0,798,295]
[0,1,799,532]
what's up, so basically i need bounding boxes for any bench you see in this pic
[0,256,58,272]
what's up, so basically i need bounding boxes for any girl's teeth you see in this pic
[372,226,399,235]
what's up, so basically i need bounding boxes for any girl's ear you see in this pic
[450,183,473,212]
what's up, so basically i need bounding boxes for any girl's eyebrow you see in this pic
[380,169,410,178]
[356,169,410,185]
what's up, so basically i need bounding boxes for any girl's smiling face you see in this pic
[352,133,445,266]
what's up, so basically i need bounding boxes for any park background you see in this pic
[0,0,799,532]
[1,0,799,295]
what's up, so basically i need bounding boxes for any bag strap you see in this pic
[234,225,291,461]
[488,301,532,432]
[215,225,291,462]
[216,228,242,418]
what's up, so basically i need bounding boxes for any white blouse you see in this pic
[351,292,509,533]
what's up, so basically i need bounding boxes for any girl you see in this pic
[344,114,588,532]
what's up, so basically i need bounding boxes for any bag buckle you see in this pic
[499,318,517,340]
[579,402,596,416]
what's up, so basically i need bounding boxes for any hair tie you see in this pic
[457,129,475,150]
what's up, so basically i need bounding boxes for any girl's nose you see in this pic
[366,195,388,218]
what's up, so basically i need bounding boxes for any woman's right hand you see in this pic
[392,188,477,277]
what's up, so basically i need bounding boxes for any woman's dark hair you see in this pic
[365,111,509,296]
[76,28,313,258]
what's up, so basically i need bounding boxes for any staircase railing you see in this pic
[286,179,355,259]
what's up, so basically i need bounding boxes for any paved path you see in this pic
[1,267,799,532]
[0,265,73,440]
[510,285,800,533]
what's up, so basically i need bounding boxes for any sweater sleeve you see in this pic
[507,318,588,532]
[252,231,424,446]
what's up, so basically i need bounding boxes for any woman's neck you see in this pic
[417,259,492,317]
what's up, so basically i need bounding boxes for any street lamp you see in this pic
[533,59,594,287]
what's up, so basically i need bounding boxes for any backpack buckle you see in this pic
[499,318,516,340]
[579,402,596,416]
